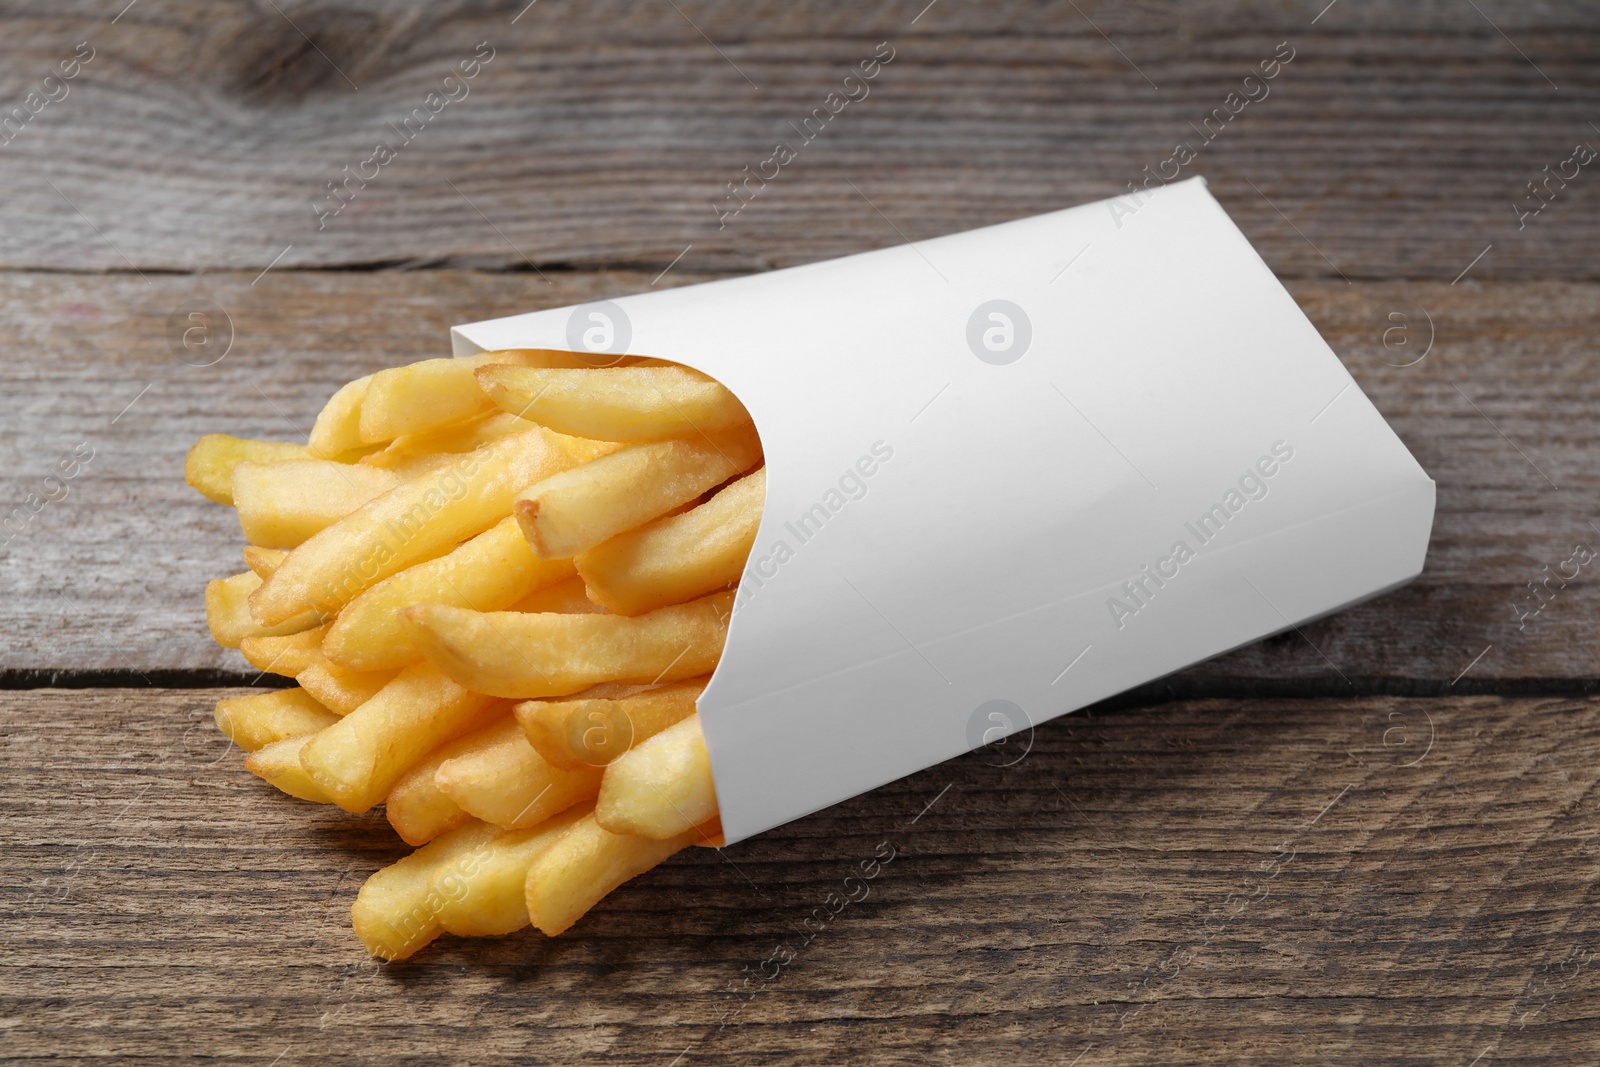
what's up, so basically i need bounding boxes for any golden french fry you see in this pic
[475,364,750,442]
[524,812,706,936]
[298,663,505,813]
[559,682,658,700]
[515,427,762,559]
[321,516,576,673]
[244,734,334,803]
[359,412,532,476]
[239,625,328,678]
[403,590,732,699]
[214,688,339,752]
[566,684,659,700]
[384,722,512,846]
[308,375,373,458]
[595,714,717,839]
[692,817,726,848]
[192,347,770,957]
[352,819,502,960]
[250,427,616,626]
[295,662,396,716]
[185,435,308,505]
[205,571,320,649]
[515,677,705,769]
[243,546,287,579]
[358,350,594,445]
[431,803,592,937]
[578,467,763,615]
[509,574,603,614]
[434,718,602,829]
[233,459,399,549]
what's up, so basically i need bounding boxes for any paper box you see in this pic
[451,176,1436,844]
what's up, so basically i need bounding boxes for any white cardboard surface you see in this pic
[451,177,1436,844]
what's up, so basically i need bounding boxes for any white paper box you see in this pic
[452,177,1435,844]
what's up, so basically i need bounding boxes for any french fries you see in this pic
[232,460,399,549]
[238,626,329,677]
[299,663,505,813]
[214,688,338,752]
[384,725,495,846]
[243,546,288,579]
[191,347,766,957]
[516,678,705,768]
[185,434,308,505]
[248,426,616,626]
[358,350,592,444]
[595,714,717,839]
[578,467,764,615]
[351,819,502,960]
[525,812,707,936]
[514,427,761,559]
[205,571,319,648]
[308,375,372,458]
[432,803,593,937]
[320,516,575,673]
[359,412,530,476]
[509,574,603,614]
[295,662,396,715]
[433,718,603,829]
[475,364,750,442]
[244,734,334,803]
[401,591,732,699]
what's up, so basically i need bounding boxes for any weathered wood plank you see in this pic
[3,690,1596,1064]
[0,1,1594,277]
[1,272,1595,682]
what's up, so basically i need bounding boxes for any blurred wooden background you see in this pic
[2,2,1596,1064]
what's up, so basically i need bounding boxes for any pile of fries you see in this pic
[187,350,764,958]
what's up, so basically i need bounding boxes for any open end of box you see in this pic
[448,340,770,840]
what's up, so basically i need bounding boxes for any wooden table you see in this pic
[3,3,1596,1063]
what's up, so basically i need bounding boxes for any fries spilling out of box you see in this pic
[188,177,1433,958]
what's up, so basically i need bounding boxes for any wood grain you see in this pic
[0,1,1594,278]
[1,271,1595,684]
[2,4,1595,1064]
[3,688,1595,1065]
